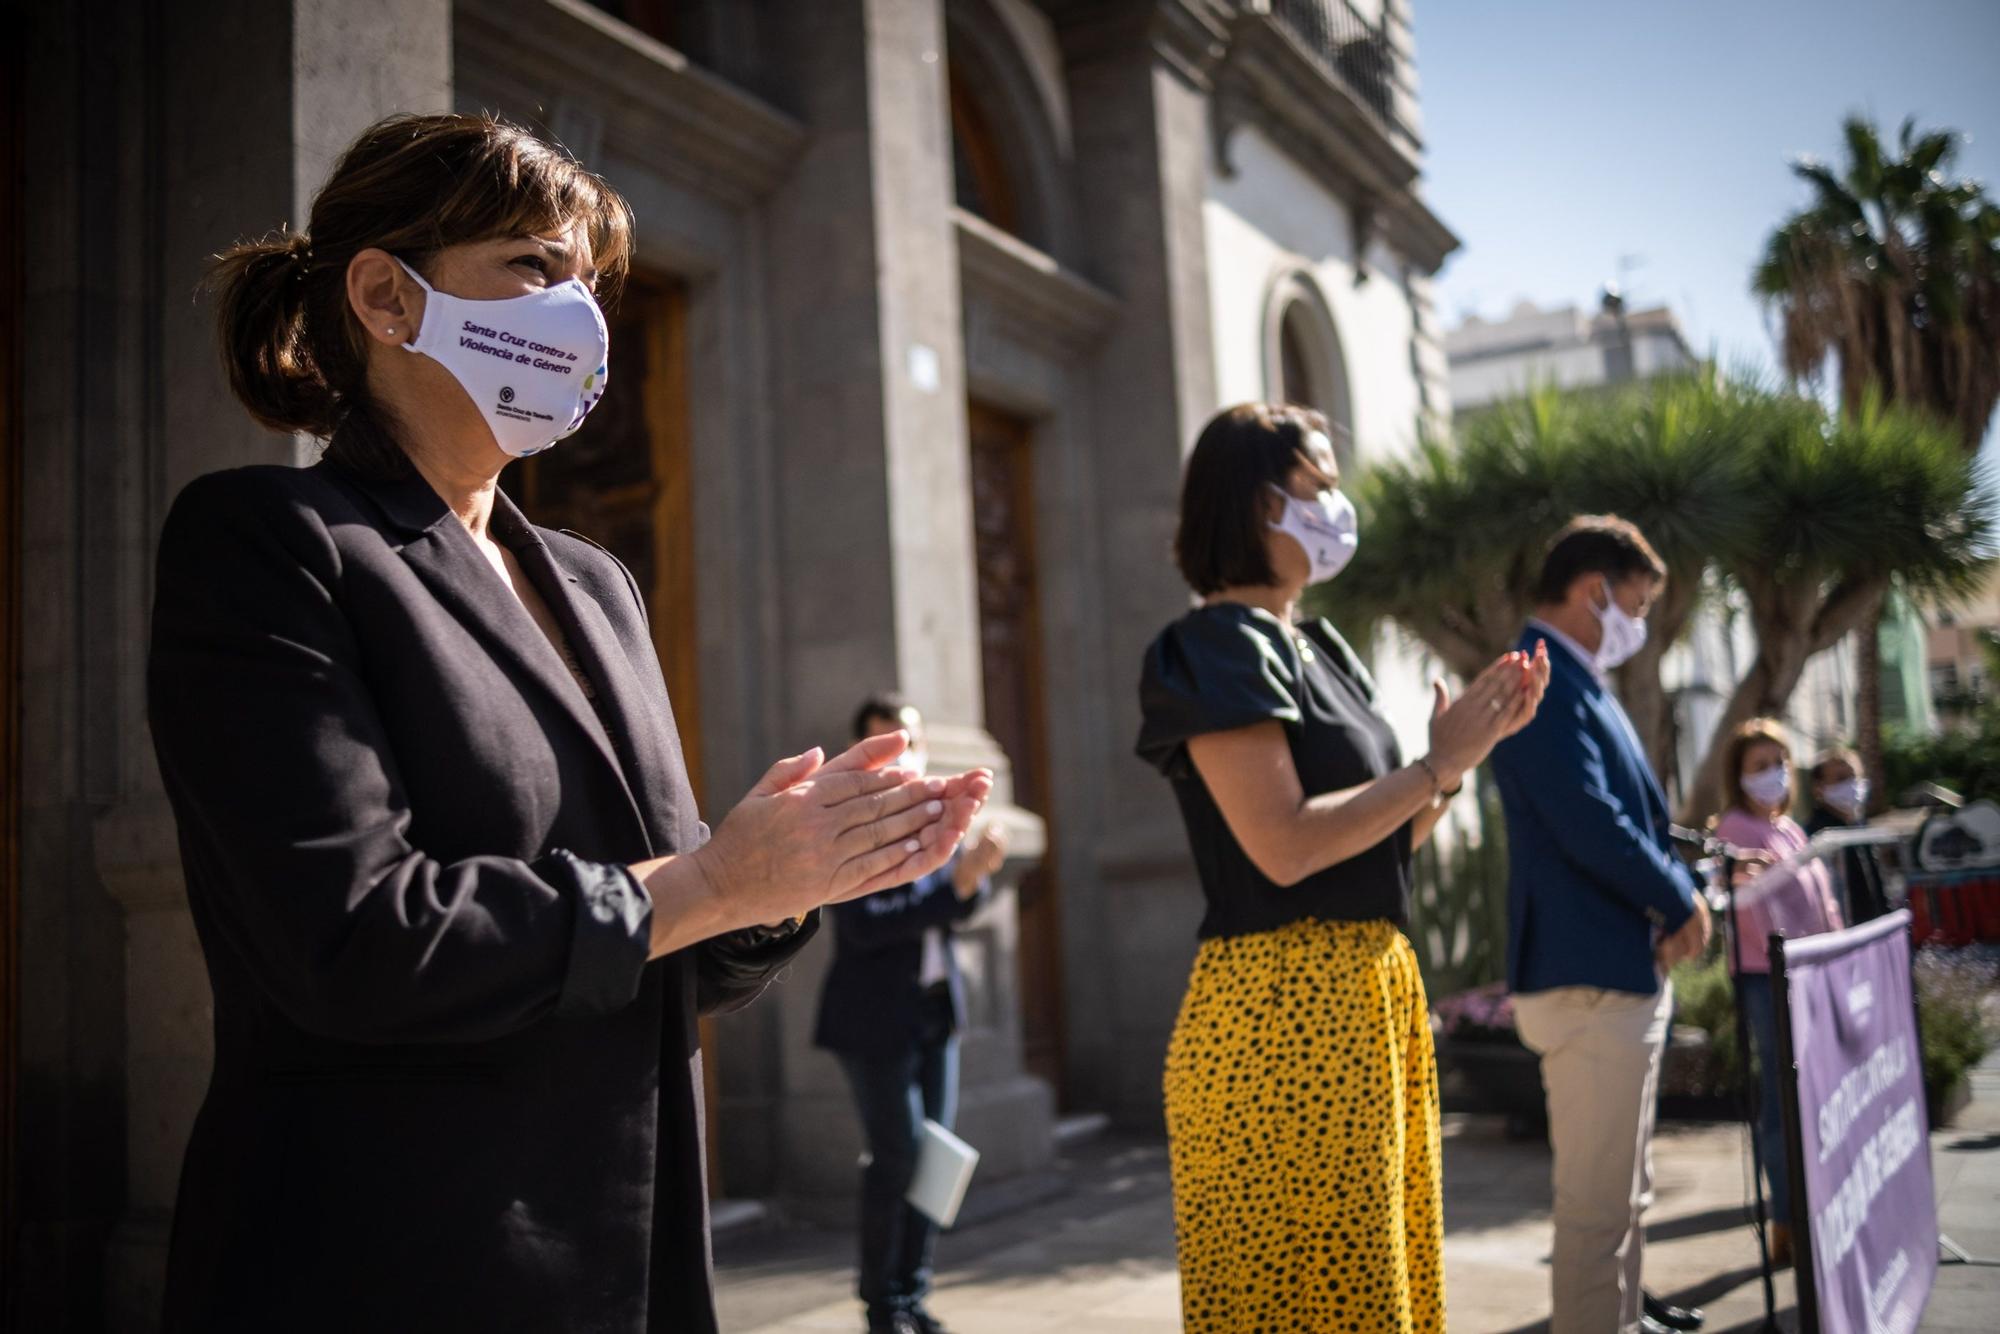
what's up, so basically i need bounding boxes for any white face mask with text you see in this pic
[397,257,610,458]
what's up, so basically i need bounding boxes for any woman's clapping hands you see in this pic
[685,731,994,936]
[1425,641,1552,789]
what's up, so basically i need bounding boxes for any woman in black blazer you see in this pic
[147,113,992,1334]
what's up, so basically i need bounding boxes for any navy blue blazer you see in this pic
[814,858,989,1057]
[1489,626,1697,996]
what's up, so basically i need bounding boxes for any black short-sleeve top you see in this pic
[1136,603,1414,939]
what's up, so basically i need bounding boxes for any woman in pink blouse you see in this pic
[1713,717,1843,1265]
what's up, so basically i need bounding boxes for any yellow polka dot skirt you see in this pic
[1164,918,1444,1333]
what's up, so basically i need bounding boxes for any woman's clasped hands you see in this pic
[1424,641,1552,790]
[685,730,994,935]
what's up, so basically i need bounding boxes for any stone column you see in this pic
[87,3,450,1326]
[1050,5,1224,1129]
[713,0,1055,1211]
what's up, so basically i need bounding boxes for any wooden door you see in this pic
[1,32,22,1317]
[506,274,719,1183]
[967,404,1065,1099]
[510,274,699,782]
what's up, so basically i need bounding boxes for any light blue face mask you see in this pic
[1592,578,1648,670]
[1268,484,1359,584]
[396,258,610,457]
[1743,762,1792,810]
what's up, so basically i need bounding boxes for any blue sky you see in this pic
[1416,0,2000,413]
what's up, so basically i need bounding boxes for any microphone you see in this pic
[1667,824,1721,863]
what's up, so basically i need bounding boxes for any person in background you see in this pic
[1804,745,1890,923]
[1489,515,1710,1334]
[1137,403,1548,1333]
[1715,718,1845,1267]
[815,694,1009,1334]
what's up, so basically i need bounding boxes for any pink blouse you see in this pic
[1714,807,1844,974]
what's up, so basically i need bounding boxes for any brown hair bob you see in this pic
[208,112,634,473]
[1174,403,1338,595]
[1531,514,1667,606]
[1722,716,1794,815]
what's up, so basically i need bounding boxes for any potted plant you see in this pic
[1914,947,1997,1128]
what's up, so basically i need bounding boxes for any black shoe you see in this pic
[865,1313,920,1334]
[1643,1290,1705,1330]
[908,1308,952,1334]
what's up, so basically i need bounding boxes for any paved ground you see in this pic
[717,1053,2000,1333]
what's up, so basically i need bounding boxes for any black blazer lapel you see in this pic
[322,457,650,847]
[499,505,690,856]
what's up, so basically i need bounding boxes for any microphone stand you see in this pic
[1720,844,1781,1332]
[1672,828,1778,1330]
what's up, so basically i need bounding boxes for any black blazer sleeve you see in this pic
[696,905,822,1015]
[564,538,829,1018]
[147,472,654,1045]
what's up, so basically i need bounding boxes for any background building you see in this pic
[4,1,1454,1327]
[1928,569,2000,727]
[1445,292,1696,413]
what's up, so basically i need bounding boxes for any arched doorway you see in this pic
[1265,269,1355,470]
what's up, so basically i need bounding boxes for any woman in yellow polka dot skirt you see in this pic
[1137,404,1549,1333]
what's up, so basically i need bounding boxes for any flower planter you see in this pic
[1436,1036,1547,1140]
[1927,1073,1972,1129]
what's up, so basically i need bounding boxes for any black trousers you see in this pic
[836,986,960,1318]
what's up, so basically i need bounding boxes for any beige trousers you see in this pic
[1512,981,1673,1334]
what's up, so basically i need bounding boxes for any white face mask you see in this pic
[397,258,610,458]
[1268,485,1359,585]
[1592,577,1649,670]
[1743,762,1792,811]
[1823,777,1868,819]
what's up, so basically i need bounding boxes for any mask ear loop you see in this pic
[390,257,433,350]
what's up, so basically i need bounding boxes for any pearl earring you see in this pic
[386,326,396,336]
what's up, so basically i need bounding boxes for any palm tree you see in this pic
[1754,116,2000,806]
[1317,377,1994,820]
[1754,116,2000,450]
[1318,375,1752,790]
[1682,394,1994,818]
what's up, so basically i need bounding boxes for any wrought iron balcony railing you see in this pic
[1265,0,1408,141]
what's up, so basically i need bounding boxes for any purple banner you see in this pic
[1776,909,1936,1334]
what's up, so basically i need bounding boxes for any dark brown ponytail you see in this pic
[210,230,346,438]
[206,112,635,475]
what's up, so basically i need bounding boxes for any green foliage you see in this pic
[1913,948,1997,1100]
[1667,946,1997,1106]
[1312,370,1993,825]
[1669,952,1745,1097]
[1310,373,1758,675]
[1883,715,2000,804]
[1408,785,1511,1000]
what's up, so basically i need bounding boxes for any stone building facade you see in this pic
[3,1,1455,1326]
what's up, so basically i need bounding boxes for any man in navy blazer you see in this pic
[1490,516,1711,1334]
[815,695,1007,1334]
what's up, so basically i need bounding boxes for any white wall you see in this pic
[1204,124,1428,468]
[1202,122,1450,786]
